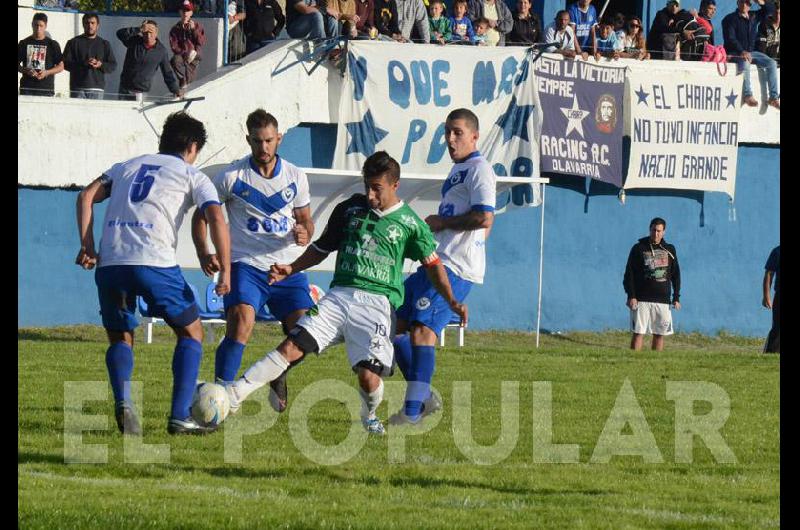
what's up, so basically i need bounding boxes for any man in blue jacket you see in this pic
[722,0,779,109]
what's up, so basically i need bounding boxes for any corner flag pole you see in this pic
[536,183,546,348]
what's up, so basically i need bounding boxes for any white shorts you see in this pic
[295,286,395,376]
[630,301,673,335]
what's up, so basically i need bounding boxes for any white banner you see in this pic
[334,41,542,184]
[625,66,742,198]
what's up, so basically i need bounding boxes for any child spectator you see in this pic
[374,0,403,40]
[508,0,541,46]
[450,0,475,43]
[475,17,497,46]
[613,12,626,40]
[428,0,452,44]
[592,17,623,60]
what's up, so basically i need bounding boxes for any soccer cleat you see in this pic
[362,416,386,435]
[421,391,443,418]
[388,410,422,426]
[114,401,142,436]
[167,416,217,435]
[222,381,241,415]
[268,372,288,413]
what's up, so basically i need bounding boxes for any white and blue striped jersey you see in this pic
[212,155,311,271]
[98,153,220,268]
[435,151,497,284]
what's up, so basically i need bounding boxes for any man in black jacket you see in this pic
[243,0,286,54]
[63,13,117,99]
[646,0,694,59]
[623,217,681,351]
[117,20,183,101]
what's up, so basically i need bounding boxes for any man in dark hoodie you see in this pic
[623,217,681,351]
[63,13,117,99]
[646,0,694,59]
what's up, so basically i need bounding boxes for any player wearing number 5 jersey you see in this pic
[391,108,497,426]
[75,112,231,436]
[222,151,468,435]
[191,110,314,414]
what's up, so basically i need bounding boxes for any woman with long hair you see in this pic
[621,15,649,60]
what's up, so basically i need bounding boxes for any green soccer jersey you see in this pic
[312,194,438,308]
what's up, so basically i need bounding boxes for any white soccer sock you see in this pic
[234,350,290,402]
[359,379,384,420]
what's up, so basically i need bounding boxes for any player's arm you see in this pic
[269,246,329,284]
[292,205,314,246]
[204,204,231,295]
[422,253,468,326]
[762,270,773,308]
[191,207,221,277]
[425,209,494,233]
[75,176,111,269]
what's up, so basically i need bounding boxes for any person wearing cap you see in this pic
[646,0,694,60]
[722,0,779,109]
[169,1,207,91]
[756,1,779,66]
[117,20,183,100]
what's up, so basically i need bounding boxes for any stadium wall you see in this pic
[19,124,779,336]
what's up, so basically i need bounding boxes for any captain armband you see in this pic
[421,252,441,268]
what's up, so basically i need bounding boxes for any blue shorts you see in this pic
[224,262,314,322]
[396,265,472,335]
[95,265,199,332]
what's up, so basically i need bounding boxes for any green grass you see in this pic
[19,326,779,529]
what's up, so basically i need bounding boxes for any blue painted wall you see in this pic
[19,121,778,336]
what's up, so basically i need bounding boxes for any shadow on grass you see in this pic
[389,476,611,496]
[18,451,65,465]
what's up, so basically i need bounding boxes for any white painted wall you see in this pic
[18,4,224,97]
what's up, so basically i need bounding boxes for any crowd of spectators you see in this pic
[21,0,781,106]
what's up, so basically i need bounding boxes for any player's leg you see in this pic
[215,262,265,383]
[356,364,385,435]
[630,333,643,350]
[95,265,142,435]
[765,290,780,353]
[650,303,673,352]
[651,334,664,351]
[264,273,317,412]
[630,303,646,351]
[392,273,415,381]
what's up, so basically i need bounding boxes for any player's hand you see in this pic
[199,253,220,277]
[672,301,681,310]
[215,270,231,296]
[742,51,752,63]
[450,300,468,326]
[175,87,186,98]
[75,246,98,270]
[594,52,602,61]
[425,214,446,232]
[580,51,589,61]
[293,224,309,246]
[626,297,638,310]
[269,263,293,285]
[762,296,772,309]
[34,70,47,80]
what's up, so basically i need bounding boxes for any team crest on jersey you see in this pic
[400,214,418,228]
[385,225,401,243]
[416,297,431,310]
[282,187,295,203]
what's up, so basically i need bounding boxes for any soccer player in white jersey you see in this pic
[191,109,314,413]
[390,108,496,425]
[75,112,231,435]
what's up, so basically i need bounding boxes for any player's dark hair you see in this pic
[555,9,569,20]
[159,111,207,155]
[650,217,667,230]
[82,13,100,24]
[446,108,479,132]
[246,109,279,133]
[33,12,48,24]
[476,17,491,28]
[429,0,444,6]
[362,151,400,183]
[453,0,467,7]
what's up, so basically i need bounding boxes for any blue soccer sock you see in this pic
[405,345,436,417]
[171,337,203,420]
[393,334,413,381]
[215,337,246,382]
[106,342,134,404]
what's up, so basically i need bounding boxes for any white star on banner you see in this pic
[560,96,590,138]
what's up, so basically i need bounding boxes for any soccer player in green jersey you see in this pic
[223,151,467,434]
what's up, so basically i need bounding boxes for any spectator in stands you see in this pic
[397,0,430,43]
[354,0,377,37]
[647,0,694,60]
[169,1,207,91]
[621,15,649,59]
[374,0,402,40]
[694,0,717,45]
[612,12,626,40]
[428,0,452,44]
[507,0,541,46]
[567,0,596,51]
[474,17,492,45]
[450,0,475,43]
[63,13,117,99]
[756,1,779,65]
[227,0,247,62]
[334,0,361,33]
[35,0,79,8]
[467,0,513,46]
[18,13,64,97]
[243,0,285,54]
[591,17,622,60]
[723,0,779,109]
[624,217,681,352]
[163,0,185,12]
[762,245,780,353]
[286,0,340,41]
[117,21,183,101]
[543,10,587,59]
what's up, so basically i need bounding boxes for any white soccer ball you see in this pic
[191,382,231,427]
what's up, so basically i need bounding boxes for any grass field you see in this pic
[19,325,779,529]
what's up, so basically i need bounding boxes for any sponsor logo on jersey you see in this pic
[416,297,431,310]
[361,233,378,251]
